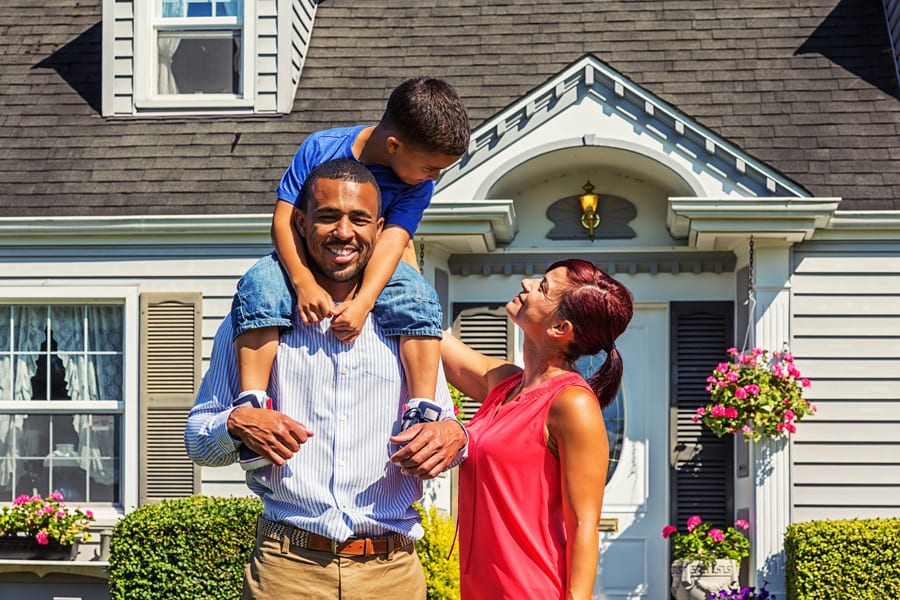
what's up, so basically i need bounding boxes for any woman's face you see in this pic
[506,267,571,330]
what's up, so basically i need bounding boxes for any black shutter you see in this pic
[669,302,734,529]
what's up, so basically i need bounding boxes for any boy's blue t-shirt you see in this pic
[276,125,435,237]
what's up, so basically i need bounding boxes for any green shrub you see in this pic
[107,495,262,600]
[414,503,460,600]
[785,518,900,600]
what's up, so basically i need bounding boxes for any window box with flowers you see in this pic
[664,516,751,600]
[694,347,815,442]
[0,492,95,560]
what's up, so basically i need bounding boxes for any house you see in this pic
[1,0,899,598]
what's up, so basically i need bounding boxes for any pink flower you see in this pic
[709,528,725,542]
[726,371,738,383]
[43,505,54,514]
[687,516,702,532]
[785,422,797,433]
[711,404,726,417]
[734,519,750,530]
[801,378,811,388]
[55,511,66,518]
[85,510,93,519]
[727,347,738,355]
[12,494,30,506]
[691,416,700,423]
[784,353,793,362]
[724,407,739,419]
[745,384,760,396]
[35,531,49,545]
[47,491,64,501]
[776,423,784,432]
[742,425,751,433]
[734,387,748,399]
[716,363,730,373]
[784,410,795,422]
[453,405,460,416]
[696,407,706,416]
[662,525,678,539]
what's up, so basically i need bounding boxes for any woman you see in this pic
[442,259,633,600]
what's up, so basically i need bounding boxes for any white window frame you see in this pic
[0,287,139,526]
[134,0,256,113]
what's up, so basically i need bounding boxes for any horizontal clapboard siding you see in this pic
[790,242,900,522]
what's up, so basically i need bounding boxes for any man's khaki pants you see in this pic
[242,533,427,600]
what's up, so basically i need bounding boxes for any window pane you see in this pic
[0,413,119,503]
[575,352,625,485]
[50,305,82,352]
[159,0,242,18]
[158,30,242,95]
[12,305,47,353]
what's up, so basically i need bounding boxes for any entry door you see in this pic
[595,303,668,600]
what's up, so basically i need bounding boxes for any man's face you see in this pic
[297,177,383,285]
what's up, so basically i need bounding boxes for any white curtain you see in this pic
[0,307,45,487]
[158,35,182,95]
[50,306,120,486]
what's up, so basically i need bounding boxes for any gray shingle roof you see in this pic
[1,0,898,217]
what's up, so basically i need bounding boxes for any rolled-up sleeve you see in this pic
[184,316,243,467]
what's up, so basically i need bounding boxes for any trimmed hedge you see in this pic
[107,495,262,600]
[107,495,460,599]
[785,518,900,600]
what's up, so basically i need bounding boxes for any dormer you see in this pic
[101,0,317,116]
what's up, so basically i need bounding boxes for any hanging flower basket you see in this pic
[695,347,815,442]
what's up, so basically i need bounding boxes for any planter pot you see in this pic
[671,559,739,600]
[0,535,76,560]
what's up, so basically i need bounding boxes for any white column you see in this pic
[748,241,792,596]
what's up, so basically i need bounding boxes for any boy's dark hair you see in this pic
[298,158,382,214]
[380,77,470,156]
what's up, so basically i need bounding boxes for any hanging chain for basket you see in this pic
[740,236,756,353]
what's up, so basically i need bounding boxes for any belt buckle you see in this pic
[330,538,356,557]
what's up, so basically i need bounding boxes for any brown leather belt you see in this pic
[257,517,413,557]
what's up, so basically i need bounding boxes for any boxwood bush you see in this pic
[785,518,900,600]
[108,495,262,600]
[107,495,459,599]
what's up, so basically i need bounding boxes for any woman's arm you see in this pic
[440,332,517,402]
[547,386,609,600]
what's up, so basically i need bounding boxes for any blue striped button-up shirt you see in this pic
[185,313,464,542]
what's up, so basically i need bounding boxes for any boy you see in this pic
[230,77,470,468]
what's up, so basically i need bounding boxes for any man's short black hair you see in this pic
[298,158,382,214]
[380,77,470,157]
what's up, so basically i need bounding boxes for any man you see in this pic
[185,158,467,599]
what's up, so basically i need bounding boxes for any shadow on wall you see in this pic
[795,0,900,100]
[33,22,102,114]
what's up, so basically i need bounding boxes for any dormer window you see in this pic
[133,0,255,113]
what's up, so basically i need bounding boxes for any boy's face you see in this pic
[386,137,460,186]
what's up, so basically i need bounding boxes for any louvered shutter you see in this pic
[670,302,734,529]
[451,303,513,421]
[139,293,201,504]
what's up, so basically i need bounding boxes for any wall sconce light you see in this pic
[579,180,600,241]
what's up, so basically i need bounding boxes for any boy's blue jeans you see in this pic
[231,252,443,341]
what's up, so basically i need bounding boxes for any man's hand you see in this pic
[329,298,374,344]
[227,406,314,466]
[296,281,335,326]
[389,420,467,480]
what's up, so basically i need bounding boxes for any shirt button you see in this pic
[338,414,346,422]
[340,367,348,375]
[337,460,345,467]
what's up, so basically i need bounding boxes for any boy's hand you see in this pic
[329,299,373,344]
[296,282,335,325]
